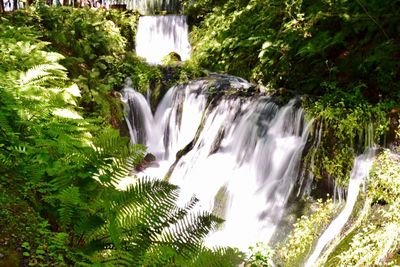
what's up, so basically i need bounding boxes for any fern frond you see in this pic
[186,246,245,267]
[19,63,67,86]
[57,186,81,229]
[0,112,15,140]
[91,156,136,186]
[162,196,199,228]
[162,212,222,256]
[75,214,105,234]
[0,153,13,168]
[100,250,135,267]
[112,178,178,209]
[89,128,145,185]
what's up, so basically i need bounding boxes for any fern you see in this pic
[19,63,68,87]
[0,14,244,267]
[183,246,245,267]
[70,175,237,266]
[55,186,82,230]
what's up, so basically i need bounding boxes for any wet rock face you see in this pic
[205,73,255,93]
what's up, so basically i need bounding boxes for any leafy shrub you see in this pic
[7,6,164,124]
[188,0,400,101]
[274,198,338,266]
[0,18,241,266]
[303,86,391,184]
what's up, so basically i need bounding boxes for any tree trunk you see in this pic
[12,0,17,10]
[0,0,4,13]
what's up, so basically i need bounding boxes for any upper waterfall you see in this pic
[135,15,191,64]
[109,0,180,14]
[121,74,312,250]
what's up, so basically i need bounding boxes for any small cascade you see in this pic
[297,120,321,197]
[122,74,312,250]
[135,15,191,64]
[305,148,375,267]
[121,78,163,154]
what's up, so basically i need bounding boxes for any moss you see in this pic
[324,230,357,267]
[161,52,182,65]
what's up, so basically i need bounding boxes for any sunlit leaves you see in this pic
[0,8,241,267]
[274,198,339,266]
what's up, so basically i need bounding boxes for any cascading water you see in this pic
[304,149,374,267]
[135,15,191,64]
[127,0,378,255]
[121,78,161,149]
[122,74,312,250]
[297,121,322,197]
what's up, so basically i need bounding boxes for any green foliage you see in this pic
[162,51,183,65]
[37,7,127,63]
[304,88,391,184]
[183,246,244,267]
[35,6,155,121]
[188,0,400,100]
[0,16,240,266]
[0,184,70,266]
[82,179,243,266]
[7,6,163,124]
[274,198,338,266]
[245,242,274,267]
[19,223,71,266]
[188,0,272,79]
[104,9,140,50]
[0,23,86,188]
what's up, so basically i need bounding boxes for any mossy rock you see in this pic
[161,52,182,66]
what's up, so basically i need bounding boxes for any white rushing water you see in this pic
[121,78,161,148]
[135,15,191,64]
[304,149,374,267]
[107,0,179,14]
[122,75,312,250]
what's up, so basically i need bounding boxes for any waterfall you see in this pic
[108,0,179,13]
[135,15,191,64]
[122,74,312,250]
[304,149,374,267]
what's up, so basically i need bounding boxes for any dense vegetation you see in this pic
[185,0,399,183]
[0,6,240,266]
[182,0,400,265]
[1,0,400,266]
